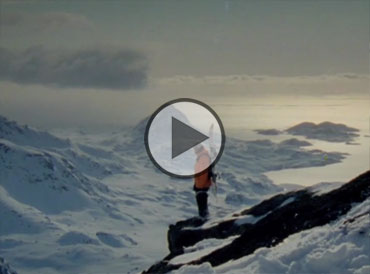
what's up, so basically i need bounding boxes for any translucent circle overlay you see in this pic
[145,98,225,178]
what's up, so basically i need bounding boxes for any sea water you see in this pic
[212,95,369,186]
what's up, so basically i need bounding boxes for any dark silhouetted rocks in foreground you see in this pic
[144,170,370,273]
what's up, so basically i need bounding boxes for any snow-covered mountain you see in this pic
[0,115,357,273]
[0,116,67,148]
[0,116,143,273]
[144,171,370,274]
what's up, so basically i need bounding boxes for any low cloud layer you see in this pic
[2,11,93,30]
[0,72,368,130]
[156,74,369,85]
[0,46,148,90]
[155,74,369,96]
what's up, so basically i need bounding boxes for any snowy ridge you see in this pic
[215,199,370,274]
[174,199,370,274]
[0,116,141,273]
[0,116,69,149]
[0,115,359,273]
[144,171,370,273]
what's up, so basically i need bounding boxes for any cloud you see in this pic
[1,11,93,30]
[154,73,369,96]
[0,72,367,130]
[156,74,369,86]
[0,46,148,90]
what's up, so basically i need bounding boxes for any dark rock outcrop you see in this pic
[144,170,370,273]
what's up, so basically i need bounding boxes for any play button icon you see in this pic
[172,117,209,159]
[145,98,225,178]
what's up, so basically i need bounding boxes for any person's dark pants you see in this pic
[194,186,209,217]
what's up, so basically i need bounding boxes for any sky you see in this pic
[0,0,368,130]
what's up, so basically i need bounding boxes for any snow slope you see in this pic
[174,198,370,274]
[0,115,354,273]
[217,199,370,274]
[144,171,370,274]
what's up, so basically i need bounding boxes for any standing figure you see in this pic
[193,145,213,218]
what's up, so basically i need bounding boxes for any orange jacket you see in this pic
[194,151,212,189]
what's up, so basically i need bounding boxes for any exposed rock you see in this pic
[144,170,370,273]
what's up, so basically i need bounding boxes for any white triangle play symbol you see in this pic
[171,117,209,159]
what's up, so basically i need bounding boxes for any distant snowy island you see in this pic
[256,121,360,143]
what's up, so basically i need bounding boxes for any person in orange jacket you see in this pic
[193,145,213,218]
